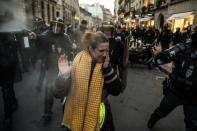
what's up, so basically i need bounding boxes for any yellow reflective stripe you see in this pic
[99,102,105,128]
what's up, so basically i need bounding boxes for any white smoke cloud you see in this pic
[0,0,32,32]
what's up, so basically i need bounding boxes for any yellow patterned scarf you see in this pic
[62,50,104,131]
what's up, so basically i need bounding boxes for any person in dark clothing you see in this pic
[0,32,20,131]
[132,26,141,47]
[147,28,197,131]
[145,27,155,45]
[100,24,128,92]
[182,26,192,43]
[160,25,173,51]
[29,18,72,124]
[30,17,48,68]
[0,9,26,130]
[154,29,160,46]
[173,27,183,45]
[113,26,128,92]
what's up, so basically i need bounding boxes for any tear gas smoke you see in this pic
[0,0,32,33]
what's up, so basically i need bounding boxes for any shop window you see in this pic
[172,14,194,32]
[184,15,194,29]
[56,11,60,17]
[173,19,184,32]
[144,0,148,7]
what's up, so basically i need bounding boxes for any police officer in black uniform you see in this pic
[147,25,197,131]
[0,32,20,131]
[30,18,72,124]
[0,8,24,130]
[145,27,155,45]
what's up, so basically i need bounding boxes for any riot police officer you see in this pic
[147,25,197,131]
[30,18,72,124]
[0,32,19,130]
[113,25,128,92]
[144,27,155,45]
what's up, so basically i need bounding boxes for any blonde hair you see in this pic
[81,31,108,50]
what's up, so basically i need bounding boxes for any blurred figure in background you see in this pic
[29,17,72,125]
[160,24,173,51]
[71,20,88,52]
[173,27,183,45]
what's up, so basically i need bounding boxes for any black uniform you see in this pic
[173,30,183,45]
[145,28,155,45]
[36,30,72,123]
[160,29,172,51]
[0,32,21,130]
[148,43,197,130]
[113,31,128,92]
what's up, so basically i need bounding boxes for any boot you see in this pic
[147,113,161,129]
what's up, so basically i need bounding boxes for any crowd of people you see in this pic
[1,14,197,131]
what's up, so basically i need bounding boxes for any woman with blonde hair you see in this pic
[58,32,122,131]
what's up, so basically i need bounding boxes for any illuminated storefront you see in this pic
[123,18,139,29]
[143,0,155,7]
[167,11,195,32]
[139,17,154,28]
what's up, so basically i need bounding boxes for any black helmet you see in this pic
[50,17,65,32]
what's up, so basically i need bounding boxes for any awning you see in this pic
[167,11,194,21]
[139,17,152,22]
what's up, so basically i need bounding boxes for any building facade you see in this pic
[154,0,197,32]
[32,0,80,27]
[117,0,197,31]
[33,0,57,24]
[0,0,33,31]
[79,7,92,28]
[102,7,113,23]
